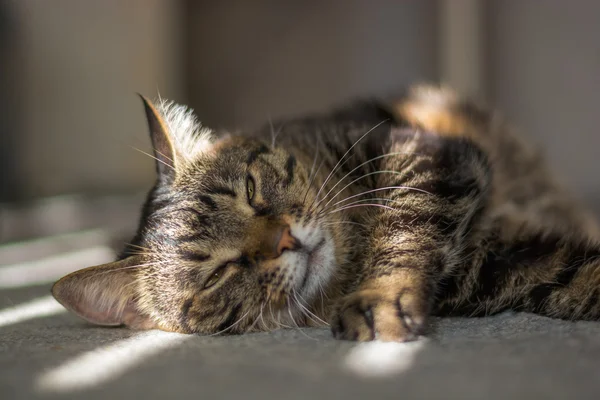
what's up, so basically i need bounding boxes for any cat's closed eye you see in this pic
[203,268,226,289]
[246,175,255,202]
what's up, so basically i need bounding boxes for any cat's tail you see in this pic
[389,84,489,141]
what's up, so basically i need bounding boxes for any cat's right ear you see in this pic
[51,256,157,330]
[138,94,177,182]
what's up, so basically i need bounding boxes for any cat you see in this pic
[52,85,600,341]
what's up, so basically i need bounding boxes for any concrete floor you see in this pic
[2,282,600,400]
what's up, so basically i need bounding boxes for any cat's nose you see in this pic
[257,223,300,260]
[246,220,301,261]
[276,225,299,256]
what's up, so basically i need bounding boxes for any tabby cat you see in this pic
[52,85,600,341]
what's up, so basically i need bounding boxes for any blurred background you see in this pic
[1,0,600,243]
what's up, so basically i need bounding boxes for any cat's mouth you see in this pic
[298,238,327,291]
[307,237,327,268]
[282,221,336,304]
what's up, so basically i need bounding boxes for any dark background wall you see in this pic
[1,1,599,212]
[488,0,600,203]
[0,4,20,202]
[185,0,438,129]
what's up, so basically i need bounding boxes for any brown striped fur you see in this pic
[53,85,600,341]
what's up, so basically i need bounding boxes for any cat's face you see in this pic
[133,136,339,333]
[52,97,345,334]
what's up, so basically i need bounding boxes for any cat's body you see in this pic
[52,86,600,341]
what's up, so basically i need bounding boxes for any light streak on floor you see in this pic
[0,229,110,266]
[0,295,67,327]
[0,245,114,289]
[344,339,427,378]
[36,330,191,393]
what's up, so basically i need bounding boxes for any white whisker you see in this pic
[322,197,406,215]
[316,170,405,213]
[287,301,316,340]
[293,290,329,326]
[130,146,175,171]
[311,151,420,211]
[309,119,389,211]
[325,185,433,210]
[209,310,251,337]
[326,203,399,215]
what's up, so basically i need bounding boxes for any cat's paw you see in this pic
[330,289,427,342]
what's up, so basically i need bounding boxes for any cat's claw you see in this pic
[330,289,427,342]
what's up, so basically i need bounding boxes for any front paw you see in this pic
[330,289,428,342]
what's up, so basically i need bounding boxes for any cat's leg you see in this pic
[435,218,600,320]
[519,234,600,320]
[330,129,491,341]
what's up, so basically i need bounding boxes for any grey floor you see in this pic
[2,197,600,400]
[3,289,600,400]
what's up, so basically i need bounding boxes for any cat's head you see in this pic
[52,96,348,334]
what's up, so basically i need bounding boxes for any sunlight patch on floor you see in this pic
[0,295,66,327]
[0,245,114,289]
[36,330,191,393]
[344,338,427,378]
[0,229,110,266]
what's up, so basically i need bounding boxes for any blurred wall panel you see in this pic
[185,0,438,129]
[0,3,20,202]
[488,1,600,205]
[12,0,184,199]
[439,0,485,100]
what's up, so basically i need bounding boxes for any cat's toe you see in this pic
[331,296,376,341]
[395,289,427,337]
[330,290,426,342]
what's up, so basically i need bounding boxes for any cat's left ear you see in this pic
[51,256,157,330]
[139,95,178,182]
[139,95,215,183]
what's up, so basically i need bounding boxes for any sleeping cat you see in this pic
[52,85,600,341]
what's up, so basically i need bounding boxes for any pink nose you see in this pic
[276,226,299,256]
[247,220,301,261]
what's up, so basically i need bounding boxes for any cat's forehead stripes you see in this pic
[283,154,296,187]
[246,144,271,165]
[205,185,237,198]
[177,250,211,263]
[194,248,240,268]
[195,195,218,211]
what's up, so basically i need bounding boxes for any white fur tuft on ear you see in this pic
[156,99,214,160]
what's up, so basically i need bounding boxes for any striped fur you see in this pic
[52,85,600,341]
